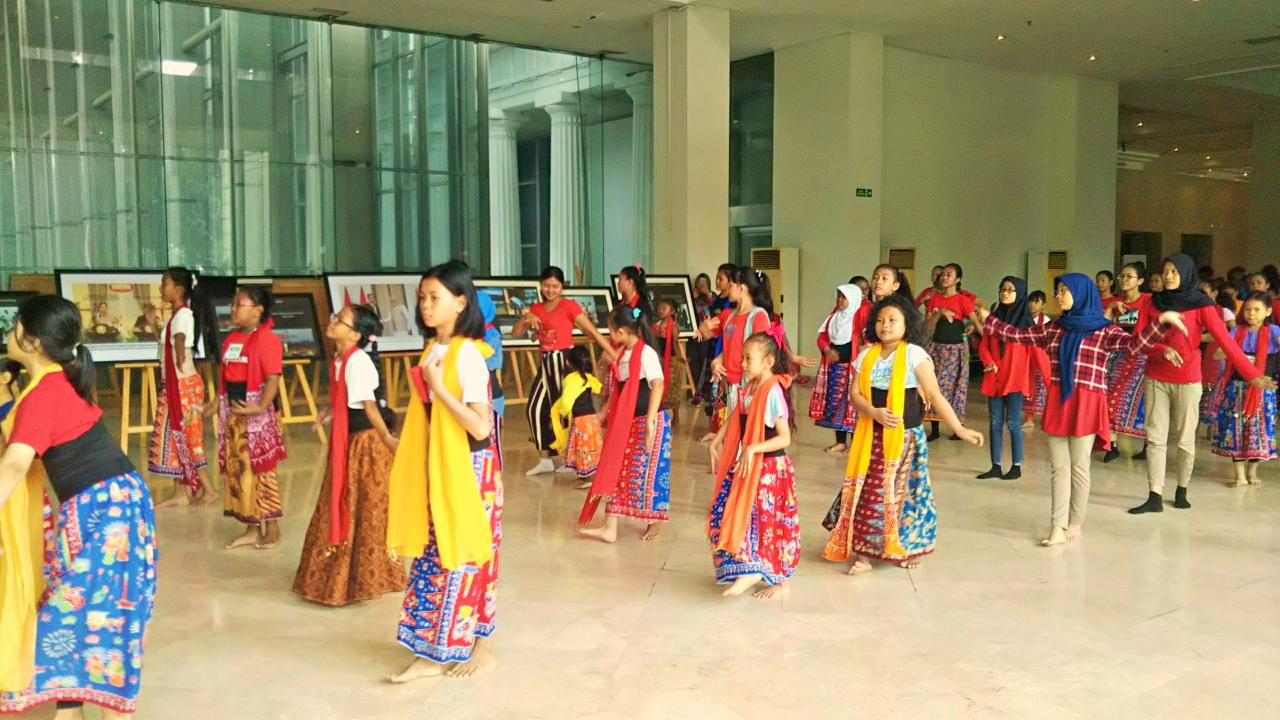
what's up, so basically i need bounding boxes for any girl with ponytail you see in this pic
[0,295,158,715]
[293,304,408,606]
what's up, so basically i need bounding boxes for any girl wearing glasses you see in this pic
[1100,261,1153,463]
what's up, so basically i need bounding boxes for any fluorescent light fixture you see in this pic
[161,59,198,77]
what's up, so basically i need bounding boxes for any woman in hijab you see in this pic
[982,273,1187,545]
[976,276,1047,480]
[1128,254,1276,515]
[809,284,864,452]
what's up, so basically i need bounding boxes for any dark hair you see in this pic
[1241,291,1276,322]
[744,331,796,429]
[539,266,567,285]
[716,263,738,280]
[733,266,775,317]
[1263,265,1280,288]
[348,303,398,432]
[1028,290,1047,304]
[944,263,964,279]
[15,295,95,402]
[608,303,655,348]
[1248,271,1272,290]
[1199,265,1215,279]
[694,273,712,292]
[0,358,21,393]
[931,265,944,271]
[1215,288,1236,312]
[849,275,868,286]
[1096,270,1114,283]
[563,345,593,382]
[871,263,914,301]
[418,261,485,340]
[235,285,274,322]
[656,297,677,312]
[863,294,925,346]
[164,266,215,353]
[1121,261,1147,281]
[618,265,655,321]
[1227,266,1247,282]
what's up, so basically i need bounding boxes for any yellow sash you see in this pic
[386,338,495,570]
[823,344,908,562]
[550,372,602,454]
[0,364,59,691]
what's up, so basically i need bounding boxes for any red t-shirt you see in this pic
[221,328,284,384]
[924,292,977,344]
[8,371,101,455]
[720,307,771,384]
[1146,304,1261,385]
[530,299,583,352]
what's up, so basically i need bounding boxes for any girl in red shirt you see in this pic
[706,268,776,467]
[976,277,1041,480]
[1100,261,1152,463]
[1129,254,1275,515]
[206,286,287,549]
[511,266,616,477]
[922,262,982,439]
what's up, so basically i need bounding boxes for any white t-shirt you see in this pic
[742,383,789,429]
[424,341,490,404]
[853,344,930,390]
[341,349,378,409]
[159,307,197,378]
[616,344,664,383]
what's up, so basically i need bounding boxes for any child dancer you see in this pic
[551,345,603,489]
[616,264,656,320]
[579,305,671,543]
[922,262,982,440]
[388,261,502,682]
[695,263,739,441]
[151,267,217,507]
[478,291,506,467]
[1100,262,1151,462]
[0,296,157,716]
[1024,291,1051,423]
[982,274,1185,544]
[293,305,407,606]
[1130,255,1274,514]
[1096,270,1115,304]
[705,268,776,465]
[976,277,1040,480]
[653,298,681,406]
[209,286,287,550]
[708,329,800,599]
[1211,292,1278,486]
[823,295,981,575]
[810,283,863,453]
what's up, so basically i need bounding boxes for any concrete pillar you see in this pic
[547,102,587,279]
[624,73,654,267]
[651,5,729,276]
[1248,118,1280,268]
[487,112,522,275]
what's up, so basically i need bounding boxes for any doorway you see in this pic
[732,226,772,269]
[1180,234,1213,273]
[1119,231,1161,271]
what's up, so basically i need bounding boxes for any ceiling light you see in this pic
[1088,54,1097,62]
[1173,147,1179,152]
[161,60,198,77]
[996,34,1006,41]
[1137,121,1144,127]
[1205,155,1211,160]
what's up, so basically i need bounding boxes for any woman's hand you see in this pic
[231,401,263,417]
[707,440,720,470]
[734,444,756,478]
[314,407,332,432]
[793,355,818,369]
[955,427,984,446]
[200,402,217,419]
[524,311,542,331]
[824,347,839,364]
[976,306,990,323]
[423,356,446,394]
[872,407,901,428]
[939,309,957,322]
[381,432,400,452]
[711,356,726,381]
[1157,310,1189,336]
[1162,348,1184,368]
[983,364,998,374]
[1251,375,1278,391]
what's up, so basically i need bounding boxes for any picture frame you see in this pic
[0,291,36,354]
[610,274,698,338]
[324,272,423,353]
[474,278,542,348]
[211,292,323,360]
[55,270,205,363]
[560,287,614,336]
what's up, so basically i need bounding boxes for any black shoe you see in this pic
[1174,486,1191,509]
[927,430,941,441]
[1132,448,1147,461]
[1102,448,1120,463]
[976,465,1003,479]
[1128,491,1163,514]
[1002,465,1022,480]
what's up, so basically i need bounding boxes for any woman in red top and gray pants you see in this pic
[1129,254,1277,514]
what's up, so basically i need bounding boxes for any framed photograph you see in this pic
[324,273,422,353]
[210,291,323,360]
[474,278,542,348]
[56,270,201,363]
[0,291,36,353]
[610,274,698,338]
[560,287,614,336]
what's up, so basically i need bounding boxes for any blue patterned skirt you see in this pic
[1211,380,1277,461]
[606,411,672,522]
[809,361,857,432]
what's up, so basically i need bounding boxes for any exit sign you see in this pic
[855,188,873,198]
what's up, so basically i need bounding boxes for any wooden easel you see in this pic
[503,347,539,406]
[278,358,325,442]
[116,362,159,454]
[380,351,419,413]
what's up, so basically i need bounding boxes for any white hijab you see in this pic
[819,284,862,345]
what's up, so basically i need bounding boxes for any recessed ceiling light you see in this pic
[996,34,1006,41]
[1088,54,1097,61]
[1205,155,1211,160]
[1173,147,1179,152]
[1137,121,1144,127]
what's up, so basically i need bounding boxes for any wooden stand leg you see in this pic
[119,366,133,453]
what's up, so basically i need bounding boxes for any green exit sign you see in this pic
[855,188,873,198]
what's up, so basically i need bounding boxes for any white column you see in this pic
[624,75,653,267]
[488,112,522,275]
[547,102,587,280]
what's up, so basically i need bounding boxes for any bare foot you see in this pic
[578,524,617,544]
[256,524,281,550]
[225,528,260,550]
[1065,525,1083,542]
[1229,478,1248,488]
[1249,477,1264,486]
[191,486,219,506]
[387,657,446,683]
[446,638,496,678]
[900,559,923,569]
[846,560,873,576]
[575,479,593,490]
[642,523,662,541]
[722,573,763,596]
[699,432,716,444]
[823,443,847,454]
[1041,527,1067,546]
[753,581,790,600]
[154,487,191,509]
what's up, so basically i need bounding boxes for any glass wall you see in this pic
[0,0,650,284]
[728,53,774,267]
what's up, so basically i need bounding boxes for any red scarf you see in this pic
[1214,326,1271,417]
[327,345,359,546]
[579,339,647,525]
[710,374,790,552]
[653,317,676,386]
[162,304,188,433]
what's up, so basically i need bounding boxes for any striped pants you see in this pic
[526,349,567,453]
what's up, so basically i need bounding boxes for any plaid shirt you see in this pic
[984,316,1163,395]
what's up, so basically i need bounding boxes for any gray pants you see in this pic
[1048,434,1095,530]
[1144,379,1202,493]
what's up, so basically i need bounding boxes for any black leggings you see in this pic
[835,430,848,444]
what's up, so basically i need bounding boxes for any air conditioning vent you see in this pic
[753,248,781,270]
[887,247,916,269]
[1048,251,1069,270]
[1244,33,1280,45]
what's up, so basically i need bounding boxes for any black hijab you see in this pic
[993,276,1033,329]
[1151,253,1214,312]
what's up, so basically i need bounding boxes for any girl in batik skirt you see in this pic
[708,329,800,599]
[809,284,863,453]
[1211,293,1279,487]
[1023,291,1051,423]
[579,305,671,543]
[552,345,603,490]
[706,268,777,468]
[1100,262,1152,462]
[922,263,982,440]
[387,261,502,682]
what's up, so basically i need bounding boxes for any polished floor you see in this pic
[15,383,1280,719]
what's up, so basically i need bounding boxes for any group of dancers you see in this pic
[0,254,1277,717]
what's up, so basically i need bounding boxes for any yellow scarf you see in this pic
[822,343,909,562]
[550,372,602,454]
[0,364,59,691]
[386,338,494,570]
